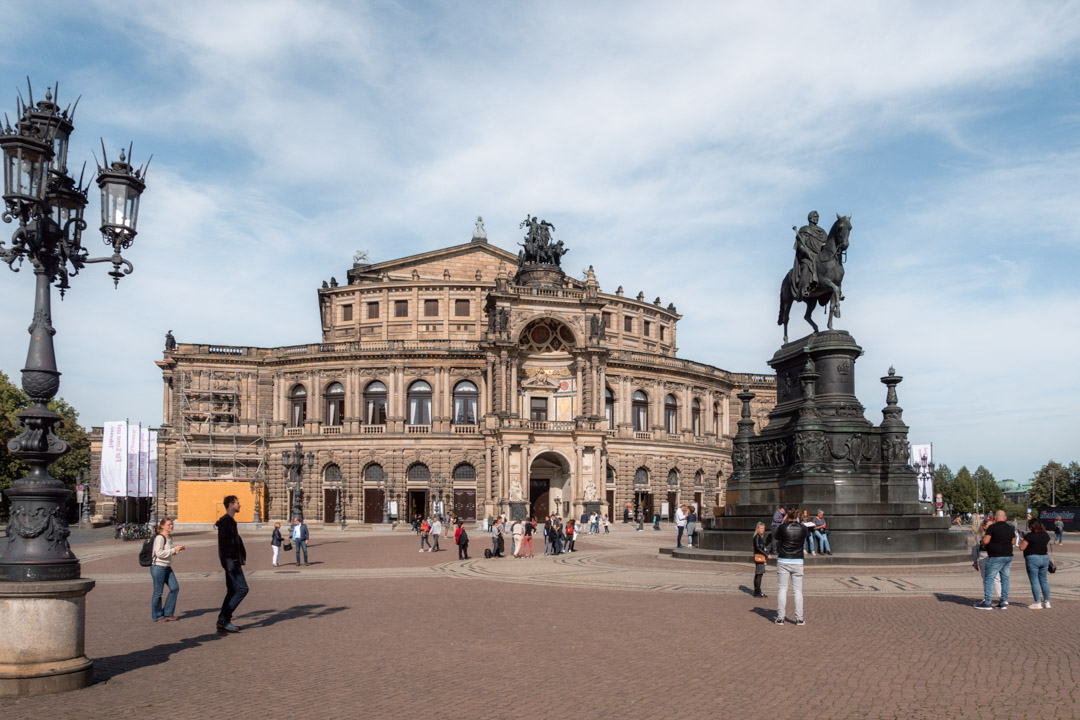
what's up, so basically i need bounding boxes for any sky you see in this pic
[1,1,1078,483]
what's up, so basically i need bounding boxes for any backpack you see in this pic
[138,533,158,567]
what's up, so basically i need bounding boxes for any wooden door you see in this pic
[453,489,476,521]
[667,491,677,520]
[530,478,549,519]
[606,490,615,521]
[364,488,385,523]
[324,488,338,523]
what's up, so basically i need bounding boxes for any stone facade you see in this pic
[92,233,775,525]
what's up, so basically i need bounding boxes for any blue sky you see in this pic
[1,1,1078,483]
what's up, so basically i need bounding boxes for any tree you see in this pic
[0,369,90,499]
[933,464,956,512]
[973,466,1005,512]
[951,466,976,514]
[1029,460,1078,507]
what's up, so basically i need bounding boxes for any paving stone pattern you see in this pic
[4,526,1076,719]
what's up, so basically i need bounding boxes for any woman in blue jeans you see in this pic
[150,518,185,621]
[1019,519,1052,609]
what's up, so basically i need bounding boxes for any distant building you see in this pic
[999,479,1031,506]
[90,225,776,524]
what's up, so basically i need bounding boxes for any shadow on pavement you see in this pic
[93,604,349,682]
[933,593,978,606]
[749,607,774,620]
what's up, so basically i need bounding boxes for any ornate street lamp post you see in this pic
[377,472,393,524]
[282,443,313,523]
[0,84,148,581]
[0,81,149,696]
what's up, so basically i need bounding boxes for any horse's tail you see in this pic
[778,273,790,325]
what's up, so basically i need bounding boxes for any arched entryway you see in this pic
[529,451,571,519]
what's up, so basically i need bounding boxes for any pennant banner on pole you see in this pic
[148,429,158,497]
[100,421,128,496]
[127,423,141,498]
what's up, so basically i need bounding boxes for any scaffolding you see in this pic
[179,369,266,482]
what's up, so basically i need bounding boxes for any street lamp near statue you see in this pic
[283,443,314,523]
[0,81,149,696]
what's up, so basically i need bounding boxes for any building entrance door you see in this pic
[453,489,476,521]
[364,488,385,523]
[667,491,677,521]
[530,478,550,519]
[324,488,339,523]
[634,491,653,522]
[408,489,428,519]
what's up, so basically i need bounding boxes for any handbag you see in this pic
[1048,546,1056,573]
[754,553,767,564]
[283,541,293,551]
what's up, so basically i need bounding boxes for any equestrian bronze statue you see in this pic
[778,212,852,343]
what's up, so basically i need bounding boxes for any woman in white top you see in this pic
[150,518,185,622]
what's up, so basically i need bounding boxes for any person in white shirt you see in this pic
[430,517,443,552]
[674,504,688,548]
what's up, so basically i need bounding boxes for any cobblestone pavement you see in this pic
[4,526,1076,719]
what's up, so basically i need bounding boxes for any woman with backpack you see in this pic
[150,518,185,622]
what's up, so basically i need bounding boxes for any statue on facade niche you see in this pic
[509,480,524,501]
[778,212,852,343]
[473,216,487,240]
[164,330,176,351]
[497,307,510,333]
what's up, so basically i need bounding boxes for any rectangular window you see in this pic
[367,302,379,319]
[624,316,633,333]
[530,396,548,422]
[643,320,651,337]
[602,311,612,330]
[394,300,408,318]
[660,325,666,340]
[454,299,470,317]
[342,304,353,322]
[424,299,439,317]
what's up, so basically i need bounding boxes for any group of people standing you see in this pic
[484,515,580,558]
[972,510,1054,610]
[270,518,310,566]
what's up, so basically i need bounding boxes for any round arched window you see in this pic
[664,394,678,434]
[324,382,345,427]
[407,380,432,425]
[363,381,387,425]
[289,384,307,427]
[632,391,648,432]
[453,380,478,425]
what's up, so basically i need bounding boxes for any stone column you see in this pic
[510,358,519,416]
[498,352,507,414]
[485,357,494,415]
[575,357,584,418]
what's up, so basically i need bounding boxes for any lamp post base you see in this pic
[0,578,95,697]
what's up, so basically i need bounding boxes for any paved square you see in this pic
[4,526,1076,718]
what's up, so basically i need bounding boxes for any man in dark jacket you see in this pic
[773,507,809,625]
[215,495,248,633]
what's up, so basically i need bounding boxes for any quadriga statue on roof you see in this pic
[517,215,567,268]
[778,211,852,343]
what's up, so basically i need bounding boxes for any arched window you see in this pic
[634,467,649,488]
[289,384,307,427]
[606,465,616,486]
[605,387,615,429]
[664,394,678,434]
[694,470,703,487]
[364,463,384,485]
[667,469,679,487]
[692,399,702,436]
[519,318,576,353]
[407,463,430,484]
[363,381,387,425]
[453,380,478,425]
[407,380,432,425]
[632,390,648,432]
[713,402,721,436]
[324,382,345,426]
[453,464,476,483]
[324,463,342,484]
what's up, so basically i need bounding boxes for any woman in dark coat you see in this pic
[752,521,770,598]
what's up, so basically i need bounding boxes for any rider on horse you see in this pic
[792,211,826,298]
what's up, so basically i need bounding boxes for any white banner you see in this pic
[912,444,933,503]
[126,424,141,498]
[138,427,150,497]
[100,421,127,496]
[148,429,158,497]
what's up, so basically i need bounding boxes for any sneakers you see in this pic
[216,622,241,633]
[995,602,1009,610]
[974,601,994,610]
[1028,602,1044,610]
[774,616,785,625]
[796,619,805,626]
[1043,601,1051,609]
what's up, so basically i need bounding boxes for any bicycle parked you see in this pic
[115,522,154,541]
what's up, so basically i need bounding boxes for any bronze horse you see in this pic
[778,214,852,343]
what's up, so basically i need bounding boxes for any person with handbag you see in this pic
[1019,519,1052,609]
[752,521,770,598]
[271,522,283,567]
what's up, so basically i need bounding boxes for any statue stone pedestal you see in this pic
[508,501,528,522]
[697,331,966,561]
[0,578,95,696]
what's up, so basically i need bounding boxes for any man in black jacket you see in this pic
[215,495,248,633]
[773,507,809,625]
